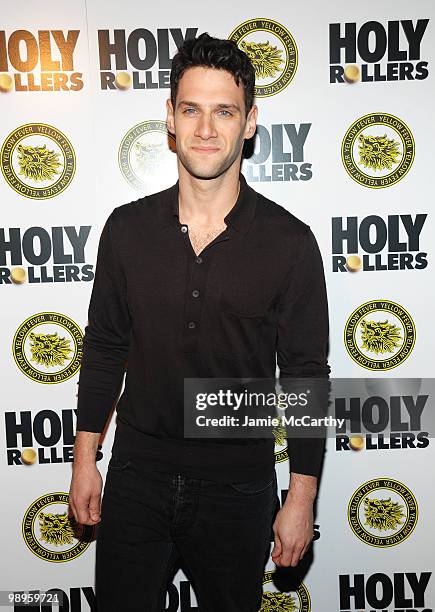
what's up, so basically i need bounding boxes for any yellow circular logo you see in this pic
[229,19,298,97]
[341,113,415,188]
[13,312,83,384]
[1,123,76,199]
[262,571,311,611]
[344,300,416,370]
[119,120,177,194]
[273,420,289,463]
[348,478,418,547]
[22,492,94,562]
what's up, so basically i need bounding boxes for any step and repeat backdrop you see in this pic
[1,1,434,610]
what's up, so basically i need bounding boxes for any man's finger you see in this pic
[286,541,305,567]
[279,542,296,567]
[76,499,92,525]
[273,535,298,567]
[68,499,78,522]
[89,494,101,521]
[271,534,282,559]
[300,539,310,559]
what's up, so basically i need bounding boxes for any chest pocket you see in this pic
[212,281,271,359]
[213,310,266,359]
[218,275,271,316]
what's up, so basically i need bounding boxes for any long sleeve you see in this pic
[277,227,330,477]
[76,210,131,432]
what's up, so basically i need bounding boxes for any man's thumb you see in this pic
[271,535,282,558]
[89,494,101,519]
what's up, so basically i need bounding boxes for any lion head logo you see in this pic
[134,141,164,172]
[240,41,284,79]
[358,134,401,172]
[364,497,405,531]
[17,143,62,182]
[360,320,402,355]
[28,331,73,368]
[261,592,298,611]
[39,511,75,546]
[272,421,287,447]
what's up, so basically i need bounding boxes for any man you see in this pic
[69,33,330,611]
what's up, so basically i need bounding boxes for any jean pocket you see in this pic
[229,471,276,495]
[107,454,131,471]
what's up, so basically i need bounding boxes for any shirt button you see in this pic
[192,290,200,298]
[181,225,188,233]
[188,321,196,329]
[196,256,203,264]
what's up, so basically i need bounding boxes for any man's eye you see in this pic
[183,108,197,115]
[218,110,232,117]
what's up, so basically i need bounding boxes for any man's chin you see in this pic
[181,160,229,181]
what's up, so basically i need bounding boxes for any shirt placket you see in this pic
[178,221,231,353]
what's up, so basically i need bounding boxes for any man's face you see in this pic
[166,66,257,180]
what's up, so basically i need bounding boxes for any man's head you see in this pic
[167,33,257,181]
[170,33,255,116]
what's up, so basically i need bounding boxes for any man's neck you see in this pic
[177,163,241,227]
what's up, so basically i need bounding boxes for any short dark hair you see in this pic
[170,32,255,115]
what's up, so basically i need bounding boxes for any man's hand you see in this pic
[271,473,317,567]
[68,430,102,525]
[69,462,103,525]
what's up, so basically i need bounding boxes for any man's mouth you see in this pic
[191,146,220,154]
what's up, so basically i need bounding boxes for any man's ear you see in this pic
[166,98,175,135]
[244,104,258,140]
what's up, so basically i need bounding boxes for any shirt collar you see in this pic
[168,173,256,235]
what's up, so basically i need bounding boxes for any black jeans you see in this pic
[95,450,278,612]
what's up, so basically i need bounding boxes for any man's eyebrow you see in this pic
[178,100,241,111]
[217,103,241,111]
[178,100,200,107]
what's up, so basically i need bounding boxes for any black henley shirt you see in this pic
[76,174,330,482]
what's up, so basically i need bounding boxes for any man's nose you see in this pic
[194,114,218,140]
